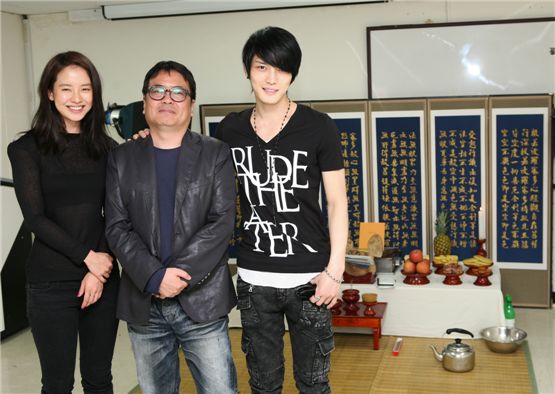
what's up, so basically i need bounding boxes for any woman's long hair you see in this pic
[31,51,111,158]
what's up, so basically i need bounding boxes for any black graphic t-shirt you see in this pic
[216,104,343,274]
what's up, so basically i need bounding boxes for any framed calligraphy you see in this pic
[491,106,550,270]
[370,108,427,256]
[430,107,486,259]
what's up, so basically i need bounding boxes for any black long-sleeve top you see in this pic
[7,131,116,283]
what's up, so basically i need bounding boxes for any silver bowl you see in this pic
[480,326,527,353]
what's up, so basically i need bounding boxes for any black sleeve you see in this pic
[7,138,89,265]
[97,138,120,255]
[214,116,229,142]
[318,114,345,172]
[104,149,163,292]
[171,142,236,287]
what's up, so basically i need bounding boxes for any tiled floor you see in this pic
[514,307,555,394]
[1,322,137,394]
[1,306,554,394]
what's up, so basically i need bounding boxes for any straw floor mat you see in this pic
[129,329,534,394]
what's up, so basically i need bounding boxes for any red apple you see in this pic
[416,261,431,274]
[404,260,416,274]
[409,249,423,263]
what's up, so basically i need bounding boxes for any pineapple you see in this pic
[434,211,451,256]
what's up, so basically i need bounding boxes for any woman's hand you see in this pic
[84,251,113,283]
[78,273,104,309]
[131,128,150,140]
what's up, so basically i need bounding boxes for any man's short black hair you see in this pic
[242,26,302,82]
[142,60,196,100]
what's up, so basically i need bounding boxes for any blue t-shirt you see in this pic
[144,146,180,294]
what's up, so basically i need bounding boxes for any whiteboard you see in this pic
[368,18,555,99]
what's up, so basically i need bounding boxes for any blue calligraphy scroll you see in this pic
[495,113,544,264]
[374,115,424,255]
[332,116,366,246]
[433,114,483,259]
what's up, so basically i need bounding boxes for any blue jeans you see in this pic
[237,277,335,394]
[127,298,237,394]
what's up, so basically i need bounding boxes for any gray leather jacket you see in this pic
[105,131,237,324]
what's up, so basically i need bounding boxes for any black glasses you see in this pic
[147,85,190,102]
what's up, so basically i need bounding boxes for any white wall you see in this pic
[1,12,32,178]
[21,1,554,139]
[1,12,31,262]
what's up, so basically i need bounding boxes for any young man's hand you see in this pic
[158,268,191,298]
[310,265,344,309]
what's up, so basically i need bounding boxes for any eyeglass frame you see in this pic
[146,85,191,102]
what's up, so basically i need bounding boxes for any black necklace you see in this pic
[251,98,291,224]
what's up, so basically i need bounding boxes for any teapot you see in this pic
[430,328,475,372]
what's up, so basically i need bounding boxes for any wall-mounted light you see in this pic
[102,0,386,20]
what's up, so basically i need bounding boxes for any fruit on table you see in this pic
[404,260,416,274]
[443,263,463,275]
[403,249,432,275]
[463,255,493,266]
[416,260,431,274]
[475,266,492,275]
[409,249,423,263]
[434,211,452,256]
[433,255,459,264]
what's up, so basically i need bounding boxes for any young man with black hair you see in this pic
[216,26,348,393]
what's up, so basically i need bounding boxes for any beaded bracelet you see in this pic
[324,267,343,284]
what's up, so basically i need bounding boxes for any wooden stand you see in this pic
[331,302,387,350]
[343,271,375,284]
[476,238,487,257]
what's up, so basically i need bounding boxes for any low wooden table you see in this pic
[331,302,387,350]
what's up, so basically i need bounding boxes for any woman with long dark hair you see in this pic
[7,51,119,394]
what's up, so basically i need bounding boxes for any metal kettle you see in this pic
[430,328,475,372]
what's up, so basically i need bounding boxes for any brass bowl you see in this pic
[345,262,373,276]
[362,293,377,303]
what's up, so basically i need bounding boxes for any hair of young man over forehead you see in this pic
[242,26,302,82]
[142,60,196,100]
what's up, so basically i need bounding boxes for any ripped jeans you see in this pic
[236,276,334,394]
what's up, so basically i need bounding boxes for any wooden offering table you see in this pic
[331,302,387,350]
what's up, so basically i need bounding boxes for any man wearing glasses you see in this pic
[105,61,238,394]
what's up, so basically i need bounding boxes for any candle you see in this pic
[478,207,486,239]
